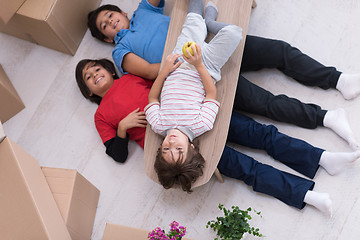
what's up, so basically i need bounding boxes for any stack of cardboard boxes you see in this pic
[0,0,101,55]
[0,122,100,239]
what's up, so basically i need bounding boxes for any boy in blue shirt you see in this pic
[88,0,169,79]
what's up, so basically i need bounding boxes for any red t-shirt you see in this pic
[95,74,153,148]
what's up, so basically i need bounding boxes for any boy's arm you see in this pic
[196,64,216,100]
[184,44,216,100]
[148,53,182,103]
[122,53,160,80]
[148,0,162,7]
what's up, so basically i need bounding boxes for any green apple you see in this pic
[182,41,197,58]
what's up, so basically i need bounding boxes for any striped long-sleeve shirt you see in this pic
[145,68,220,140]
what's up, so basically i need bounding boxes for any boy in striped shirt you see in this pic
[145,1,242,191]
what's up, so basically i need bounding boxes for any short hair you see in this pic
[75,58,119,105]
[154,142,205,193]
[87,4,122,42]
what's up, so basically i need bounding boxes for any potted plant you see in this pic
[206,204,263,240]
[148,221,186,240]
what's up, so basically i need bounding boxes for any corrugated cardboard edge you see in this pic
[0,64,25,107]
[0,121,5,142]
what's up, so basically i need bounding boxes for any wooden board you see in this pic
[144,0,254,188]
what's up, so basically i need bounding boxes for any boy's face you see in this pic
[161,129,194,163]
[82,62,115,97]
[96,10,130,42]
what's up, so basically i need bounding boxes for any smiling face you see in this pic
[161,129,194,163]
[96,10,130,42]
[82,62,115,97]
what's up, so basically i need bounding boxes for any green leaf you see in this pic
[207,204,263,239]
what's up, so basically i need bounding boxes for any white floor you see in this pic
[2,0,360,239]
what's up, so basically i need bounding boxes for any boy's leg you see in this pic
[172,13,207,55]
[188,0,203,15]
[227,111,323,179]
[204,1,228,34]
[234,75,326,129]
[241,35,340,89]
[218,145,314,209]
[234,76,360,148]
[202,24,243,81]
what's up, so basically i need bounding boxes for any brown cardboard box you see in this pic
[0,0,101,55]
[0,0,26,24]
[42,167,100,240]
[0,64,25,123]
[0,121,5,142]
[102,223,195,240]
[0,135,71,239]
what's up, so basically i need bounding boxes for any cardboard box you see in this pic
[102,223,195,240]
[0,64,25,123]
[0,121,5,142]
[0,135,71,239]
[42,167,100,240]
[0,0,101,55]
[0,0,26,24]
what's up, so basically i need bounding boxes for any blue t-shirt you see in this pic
[112,0,170,74]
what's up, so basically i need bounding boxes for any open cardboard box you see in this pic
[0,0,101,55]
[42,167,100,240]
[0,64,25,123]
[0,122,100,239]
[0,123,71,239]
[102,223,195,240]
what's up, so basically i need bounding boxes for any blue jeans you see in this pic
[218,111,324,209]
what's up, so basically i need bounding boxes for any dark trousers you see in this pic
[218,111,324,209]
[234,35,341,129]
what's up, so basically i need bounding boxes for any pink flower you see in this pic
[148,221,186,240]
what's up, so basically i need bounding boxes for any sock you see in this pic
[304,191,332,216]
[188,0,204,15]
[319,150,360,175]
[204,1,229,34]
[336,73,360,100]
[323,108,360,149]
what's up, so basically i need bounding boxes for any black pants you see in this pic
[234,35,341,129]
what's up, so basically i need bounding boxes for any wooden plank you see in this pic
[145,0,253,188]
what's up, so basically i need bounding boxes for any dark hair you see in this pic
[87,4,123,42]
[75,58,119,105]
[154,142,205,193]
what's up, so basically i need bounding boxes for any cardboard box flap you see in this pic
[0,138,71,240]
[0,121,5,142]
[0,64,25,122]
[17,0,55,20]
[0,0,26,24]
[0,65,24,105]
[42,167,100,240]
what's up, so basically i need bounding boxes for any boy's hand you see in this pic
[183,44,203,68]
[161,53,182,75]
[117,108,147,138]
